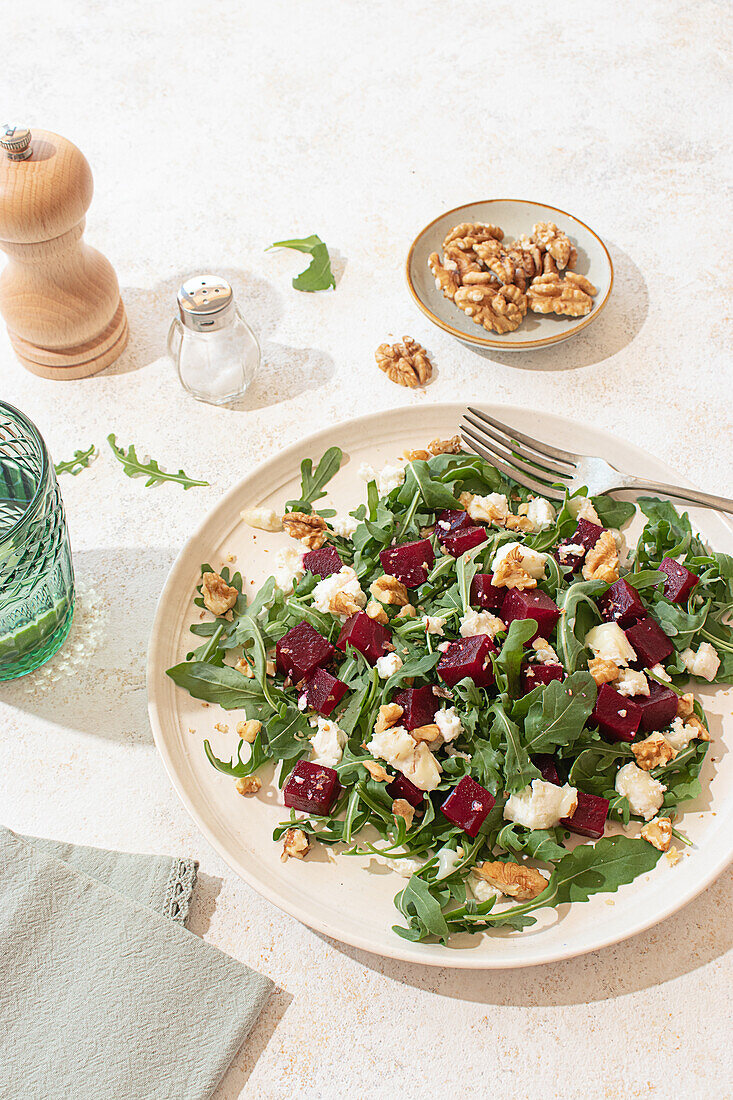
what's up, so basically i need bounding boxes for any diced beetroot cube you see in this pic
[633,681,678,731]
[555,541,586,573]
[302,667,348,716]
[471,574,506,612]
[521,663,564,694]
[533,754,561,785]
[502,589,560,641]
[592,683,642,742]
[303,546,343,578]
[574,517,606,551]
[386,773,424,807]
[561,791,609,839]
[283,759,342,815]
[441,526,488,557]
[625,616,673,668]
[438,635,496,688]
[276,621,334,681]
[659,557,699,604]
[436,509,473,543]
[337,611,391,664]
[441,776,495,837]
[598,577,647,627]
[379,538,435,587]
[393,685,437,730]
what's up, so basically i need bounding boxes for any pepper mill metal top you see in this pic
[0,126,33,161]
[177,275,236,332]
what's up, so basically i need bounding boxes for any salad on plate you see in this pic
[166,438,731,944]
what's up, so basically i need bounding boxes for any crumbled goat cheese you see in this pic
[503,779,578,829]
[651,663,672,682]
[309,717,347,768]
[424,615,445,635]
[330,513,359,538]
[272,546,305,593]
[435,847,464,881]
[465,492,509,524]
[240,506,283,532]
[468,872,502,903]
[358,461,405,496]
[532,637,559,665]
[569,496,602,524]
[681,642,720,681]
[615,762,666,820]
[371,851,423,878]
[616,668,649,697]
[586,622,637,666]
[525,497,556,530]
[459,609,505,639]
[434,706,463,742]
[491,541,547,579]
[312,566,367,620]
[376,651,403,679]
[665,716,696,753]
[367,725,442,791]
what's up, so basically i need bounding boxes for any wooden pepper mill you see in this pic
[0,125,128,379]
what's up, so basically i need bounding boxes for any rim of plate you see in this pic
[405,199,614,350]
[147,403,731,969]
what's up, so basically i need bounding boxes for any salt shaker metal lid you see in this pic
[0,125,33,161]
[177,275,235,332]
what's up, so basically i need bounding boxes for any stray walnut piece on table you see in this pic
[428,220,598,334]
[376,337,432,388]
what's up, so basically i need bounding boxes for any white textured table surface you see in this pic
[2,2,732,1097]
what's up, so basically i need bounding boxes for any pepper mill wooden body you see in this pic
[0,126,128,379]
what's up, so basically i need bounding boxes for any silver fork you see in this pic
[461,407,733,515]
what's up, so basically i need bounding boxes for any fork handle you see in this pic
[610,475,733,516]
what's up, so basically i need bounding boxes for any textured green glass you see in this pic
[0,402,74,680]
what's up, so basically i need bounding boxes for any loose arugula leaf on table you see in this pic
[285,446,343,514]
[54,444,97,477]
[268,234,335,292]
[107,435,209,490]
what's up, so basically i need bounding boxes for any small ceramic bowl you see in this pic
[406,199,613,351]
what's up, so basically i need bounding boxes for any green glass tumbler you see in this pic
[0,401,75,679]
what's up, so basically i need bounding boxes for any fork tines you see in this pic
[460,408,576,500]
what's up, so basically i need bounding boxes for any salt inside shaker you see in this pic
[168,275,260,405]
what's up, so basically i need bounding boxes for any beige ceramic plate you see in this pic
[406,200,613,351]
[147,404,732,968]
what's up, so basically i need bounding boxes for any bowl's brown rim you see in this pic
[405,198,614,350]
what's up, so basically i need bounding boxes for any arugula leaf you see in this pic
[285,446,343,513]
[269,234,335,291]
[568,745,630,795]
[166,660,270,716]
[383,651,440,693]
[204,731,270,777]
[393,875,450,941]
[523,672,597,754]
[397,460,462,511]
[54,444,97,477]
[265,704,311,761]
[107,434,208,490]
[590,496,636,528]
[495,619,537,697]
[491,701,539,794]
[496,823,568,862]
[556,580,604,672]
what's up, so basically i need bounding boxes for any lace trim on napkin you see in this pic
[162,857,199,924]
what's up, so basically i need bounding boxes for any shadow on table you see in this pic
[101,267,335,412]
[320,863,733,1006]
[0,545,173,745]
[465,243,648,373]
[211,986,293,1099]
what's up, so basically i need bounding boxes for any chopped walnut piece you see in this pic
[392,798,415,830]
[504,512,535,533]
[370,574,410,606]
[235,657,255,678]
[235,775,262,796]
[411,723,441,743]
[527,272,595,317]
[665,847,683,866]
[236,719,262,744]
[443,222,504,248]
[428,252,461,301]
[582,530,619,583]
[685,714,710,741]
[428,435,462,456]
[641,817,673,852]
[491,546,537,589]
[282,511,328,550]
[281,827,310,862]
[330,589,365,618]
[376,337,432,389]
[632,732,677,771]
[201,571,238,616]
[374,703,404,734]
[396,603,417,620]
[676,693,695,719]
[365,599,389,624]
[363,760,391,782]
[403,448,431,461]
[588,657,621,686]
[531,221,575,270]
[475,860,547,901]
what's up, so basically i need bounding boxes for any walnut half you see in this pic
[201,571,238,616]
[282,511,328,549]
[281,827,310,862]
[475,860,548,901]
[376,337,432,389]
[582,530,619,583]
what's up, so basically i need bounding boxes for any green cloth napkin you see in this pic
[0,827,273,1100]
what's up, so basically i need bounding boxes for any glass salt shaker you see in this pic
[167,275,260,405]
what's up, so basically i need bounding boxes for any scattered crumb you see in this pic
[214,722,229,733]
[201,702,210,708]
[188,727,196,734]
[226,553,237,563]
[665,847,684,866]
